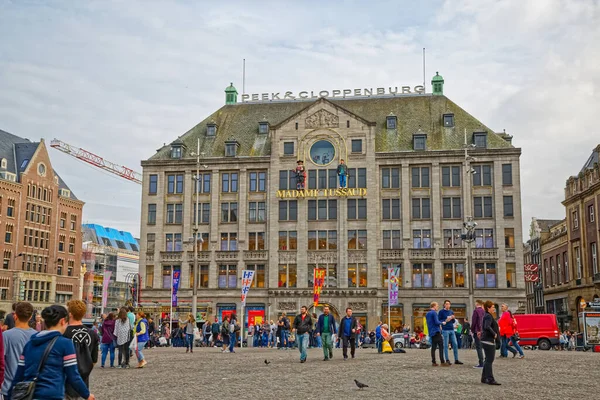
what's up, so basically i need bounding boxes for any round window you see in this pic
[38,163,46,176]
[309,140,335,166]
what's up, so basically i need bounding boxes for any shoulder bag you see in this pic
[12,336,59,400]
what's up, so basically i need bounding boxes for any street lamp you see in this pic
[190,138,207,320]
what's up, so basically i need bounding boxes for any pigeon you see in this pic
[354,379,368,390]
[264,359,271,365]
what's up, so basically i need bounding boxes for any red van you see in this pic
[513,314,560,350]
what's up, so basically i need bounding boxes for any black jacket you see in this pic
[293,314,313,335]
[481,312,500,343]
[338,316,358,338]
[63,325,99,396]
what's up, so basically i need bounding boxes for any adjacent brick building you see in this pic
[0,130,84,316]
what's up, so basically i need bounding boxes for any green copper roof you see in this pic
[225,83,237,93]
[147,94,513,161]
[432,72,444,82]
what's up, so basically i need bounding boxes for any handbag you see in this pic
[513,332,521,341]
[12,336,59,400]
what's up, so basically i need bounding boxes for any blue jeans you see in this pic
[501,336,517,357]
[186,333,194,351]
[137,341,147,361]
[280,330,289,348]
[297,333,309,361]
[511,335,524,356]
[339,174,347,188]
[229,332,237,352]
[101,342,115,367]
[316,335,322,348]
[442,330,459,362]
[376,338,382,353]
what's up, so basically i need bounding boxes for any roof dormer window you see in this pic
[473,132,487,148]
[443,113,455,127]
[386,114,397,129]
[225,139,240,157]
[0,158,6,169]
[413,133,427,151]
[207,123,217,136]
[171,146,182,159]
[59,188,71,198]
[258,121,269,134]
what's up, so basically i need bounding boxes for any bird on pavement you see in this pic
[354,380,368,390]
[264,359,271,365]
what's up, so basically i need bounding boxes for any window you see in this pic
[351,139,363,153]
[258,121,269,134]
[381,263,402,287]
[283,142,294,155]
[248,202,266,222]
[590,205,595,223]
[225,143,237,157]
[218,264,237,288]
[474,196,493,218]
[443,114,454,127]
[503,196,514,217]
[147,204,157,225]
[475,229,494,248]
[149,175,158,194]
[279,170,296,190]
[411,167,430,188]
[221,172,238,193]
[57,259,63,275]
[193,203,211,224]
[7,199,15,217]
[67,260,74,276]
[472,165,492,186]
[413,230,432,249]
[443,263,465,287]
[308,231,337,250]
[563,251,569,282]
[279,200,297,221]
[278,264,297,288]
[504,228,515,249]
[556,254,562,285]
[348,263,368,287]
[207,123,216,136]
[347,199,367,220]
[248,232,265,251]
[473,132,487,148]
[442,197,462,219]
[346,168,367,188]
[58,234,65,252]
[171,146,182,159]
[475,263,496,288]
[443,229,462,248]
[506,263,516,288]
[592,243,598,275]
[220,233,238,251]
[412,198,431,219]
[381,168,400,189]
[386,115,397,129]
[60,212,67,228]
[221,202,238,223]
[192,232,209,251]
[441,166,461,187]
[144,265,154,288]
[193,173,212,193]
[189,264,209,289]
[165,233,183,252]
[147,233,155,253]
[69,237,75,254]
[382,230,401,249]
[249,171,267,192]
[413,134,426,150]
[4,225,12,243]
[166,203,183,224]
[308,264,337,288]
[572,210,579,229]
[278,231,297,250]
[502,164,512,185]
[348,230,367,250]
[3,250,10,270]
[412,263,433,288]
[245,264,265,288]
[24,281,50,303]
[307,199,337,220]
[382,199,401,220]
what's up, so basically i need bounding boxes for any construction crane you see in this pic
[50,139,142,185]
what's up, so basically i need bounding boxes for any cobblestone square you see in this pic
[89,346,598,399]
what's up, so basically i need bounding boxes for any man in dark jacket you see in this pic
[338,307,358,360]
[292,306,313,363]
[471,299,485,368]
[211,317,220,347]
[315,306,337,361]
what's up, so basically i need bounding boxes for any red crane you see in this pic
[50,138,142,184]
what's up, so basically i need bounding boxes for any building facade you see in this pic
[81,224,140,317]
[0,130,84,315]
[139,75,526,331]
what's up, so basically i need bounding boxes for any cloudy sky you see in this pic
[1,0,599,238]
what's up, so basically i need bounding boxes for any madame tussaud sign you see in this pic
[276,188,367,198]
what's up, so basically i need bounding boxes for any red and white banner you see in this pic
[524,264,539,282]
[313,269,326,307]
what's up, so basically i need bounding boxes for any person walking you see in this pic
[183,314,196,353]
[114,308,131,368]
[221,316,230,352]
[292,306,313,363]
[403,324,411,348]
[498,304,524,359]
[2,303,16,331]
[480,301,501,385]
[99,312,116,368]
[2,302,36,400]
[211,317,221,347]
[279,313,291,350]
[63,300,99,400]
[461,318,471,349]
[375,321,383,354]
[426,302,452,367]
[438,300,463,365]
[203,320,212,347]
[316,306,337,361]
[338,307,358,360]
[270,320,277,348]
[228,313,239,353]
[134,312,149,368]
[471,299,485,368]
[10,305,95,400]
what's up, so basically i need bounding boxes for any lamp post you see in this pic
[190,138,207,319]
[463,129,478,316]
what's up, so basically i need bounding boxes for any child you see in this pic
[337,159,348,188]
[293,160,307,190]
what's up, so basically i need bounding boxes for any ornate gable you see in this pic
[305,109,339,129]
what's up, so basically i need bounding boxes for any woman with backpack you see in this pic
[183,314,196,353]
[100,313,116,368]
[221,316,230,352]
[229,313,239,353]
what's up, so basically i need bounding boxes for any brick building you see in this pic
[0,130,84,316]
[139,74,525,330]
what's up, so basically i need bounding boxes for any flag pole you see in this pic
[387,268,391,330]
[169,267,173,334]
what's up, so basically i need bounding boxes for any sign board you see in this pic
[524,264,539,272]
[277,188,367,199]
[524,264,539,282]
[524,273,539,282]
[116,253,139,283]
[583,312,600,345]
[241,85,426,102]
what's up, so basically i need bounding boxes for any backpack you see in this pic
[221,323,229,335]
[283,318,290,330]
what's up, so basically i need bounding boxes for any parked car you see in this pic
[514,314,560,350]
[391,333,405,349]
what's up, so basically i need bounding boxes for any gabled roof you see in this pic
[0,128,30,174]
[580,146,599,174]
[147,94,514,161]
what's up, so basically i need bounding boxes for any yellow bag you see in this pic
[382,340,393,353]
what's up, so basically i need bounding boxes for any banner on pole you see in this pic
[388,267,400,306]
[313,268,326,307]
[101,271,112,309]
[172,270,181,307]
[241,270,255,306]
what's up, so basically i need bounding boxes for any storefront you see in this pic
[382,304,403,332]
[217,304,237,322]
[245,304,266,327]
